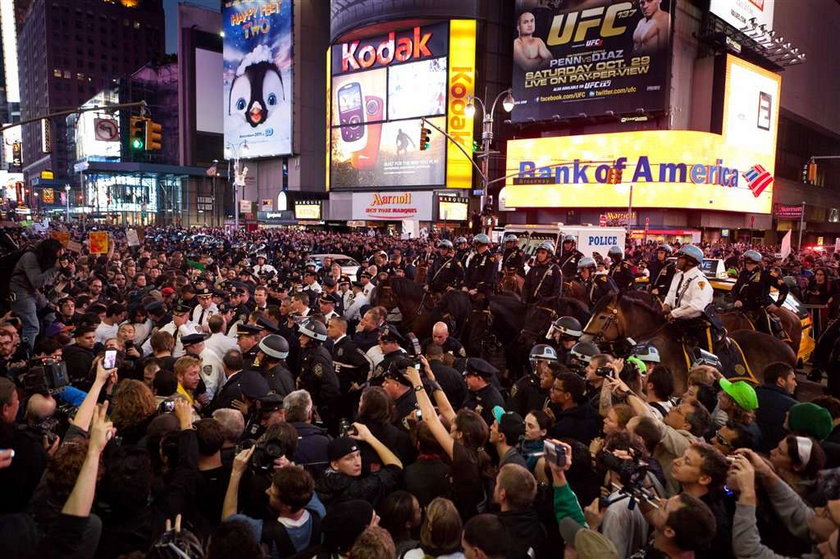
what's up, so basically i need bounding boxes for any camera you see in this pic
[595,366,615,378]
[597,450,657,508]
[250,438,289,473]
[22,358,69,394]
[543,440,567,467]
[159,399,176,414]
[339,418,357,438]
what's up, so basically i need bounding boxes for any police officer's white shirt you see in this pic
[191,303,218,330]
[344,292,369,321]
[303,281,322,294]
[665,266,713,320]
[142,321,200,357]
[252,263,277,275]
[205,331,238,359]
[362,282,374,298]
[198,347,225,400]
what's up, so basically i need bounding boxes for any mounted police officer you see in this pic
[297,318,340,430]
[455,237,470,267]
[463,234,497,297]
[425,239,464,294]
[664,245,715,352]
[522,241,563,305]
[501,234,526,278]
[733,249,789,338]
[648,245,676,301]
[577,257,618,308]
[508,344,557,417]
[546,316,582,364]
[608,245,635,292]
[557,235,584,278]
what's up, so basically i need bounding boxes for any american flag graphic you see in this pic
[742,164,773,197]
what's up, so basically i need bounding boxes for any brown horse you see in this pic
[580,293,796,394]
[500,269,524,296]
[719,308,802,357]
[370,277,471,341]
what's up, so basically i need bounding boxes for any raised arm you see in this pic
[62,402,114,517]
[71,358,116,432]
[406,364,455,460]
[351,422,402,469]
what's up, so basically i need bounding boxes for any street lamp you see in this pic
[33,191,39,214]
[64,185,71,222]
[464,88,515,211]
[225,140,249,234]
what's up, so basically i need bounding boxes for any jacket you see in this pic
[314,465,402,509]
[755,384,797,453]
[547,402,601,446]
[498,508,549,559]
[291,421,331,470]
[10,250,58,298]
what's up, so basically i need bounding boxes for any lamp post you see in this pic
[64,185,71,222]
[225,140,249,234]
[465,88,515,213]
[33,191,39,214]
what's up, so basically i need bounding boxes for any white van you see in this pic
[502,223,627,259]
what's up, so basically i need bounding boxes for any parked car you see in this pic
[310,254,361,277]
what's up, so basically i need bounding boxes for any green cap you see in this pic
[789,402,833,441]
[719,378,759,412]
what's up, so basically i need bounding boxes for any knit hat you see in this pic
[328,436,359,462]
[788,402,834,441]
[719,379,759,412]
[558,517,619,559]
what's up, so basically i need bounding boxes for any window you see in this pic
[133,21,140,29]
[53,69,62,77]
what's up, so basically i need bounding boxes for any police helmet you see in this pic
[547,316,582,341]
[608,246,623,259]
[569,341,600,364]
[537,240,556,254]
[656,245,673,255]
[743,250,762,264]
[577,257,596,270]
[437,239,454,249]
[677,245,704,265]
[473,233,491,245]
[631,343,660,363]
[529,344,558,369]
[456,237,468,245]
[503,234,518,243]
[298,318,328,342]
[258,334,290,360]
[563,235,576,244]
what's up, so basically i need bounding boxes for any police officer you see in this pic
[508,344,558,417]
[236,324,263,370]
[381,358,419,432]
[608,246,635,292]
[568,341,600,375]
[501,234,526,278]
[371,325,407,383]
[463,234,497,296]
[546,316,582,364]
[462,357,505,426]
[242,393,285,441]
[577,257,619,308]
[327,316,370,420]
[426,240,464,294]
[664,245,715,352]
[253,334,296,398]
[557,235,584,278]
[522,241,563,305]
[648,245,676,301]
[455,236,471,267]
[733,249,789,337]
[297,318,340,429]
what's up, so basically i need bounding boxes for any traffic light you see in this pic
[808,161,818,183]
[145,120,163,151]
[419,126,431,151]
[129,116,147,150]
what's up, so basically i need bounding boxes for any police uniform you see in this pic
[665,265,714,351]
[733,267,789,334]
[609,260,636,291]
[297,344,340,425]
[371,348,406,384]
[522,260,563,305]
[649,259,676,300]
[464,250,497,295]
[331,335,371,391]
[426,255,464,293]
[584,274,619,308]
[501,247,526,277]
[507,374,548,418]
[558,248,585,279]
[463,383,505,427]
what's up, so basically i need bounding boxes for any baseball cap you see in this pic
[789,402,834,441]
[559,517,619,559]
[328,437,359,462]
[161,287,176,296]
[719,378,759,412]
[492,406,525,443]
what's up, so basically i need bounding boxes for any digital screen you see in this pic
[338,86,362,112]
[294,202,322,220]
[722,55,781,158]
[387,58,447,120]
[439,200,468,221]
[196,49,223,134]
[511,0,672,123]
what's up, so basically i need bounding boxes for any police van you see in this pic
[501,224,627,259]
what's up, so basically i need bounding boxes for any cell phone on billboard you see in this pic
[351,95,384,170]
[103,349,118,370]
[338,82,367,148]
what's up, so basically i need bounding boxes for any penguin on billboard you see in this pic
[228,44,286,129]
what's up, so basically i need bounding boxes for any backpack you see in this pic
[261,508,322,559]
[0,249,28,311]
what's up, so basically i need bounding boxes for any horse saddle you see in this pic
[682,335,756,383]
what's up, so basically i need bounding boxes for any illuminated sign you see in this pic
[710,0,774,32]
[352,191,434,220]
[511,0,672,122]
[328,21,476,190]
[774,204,803,219]
[223,0,293,158]
[294,200,322,220]
[0,0,19,104]
[438,194,469,221]
[502,130,774,214]
[722,55,781,159]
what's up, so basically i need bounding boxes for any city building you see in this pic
[17,0,165,191]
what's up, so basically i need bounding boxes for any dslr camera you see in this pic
[249,438,289,473]
[23,358,69,394]
[595,366,615,379]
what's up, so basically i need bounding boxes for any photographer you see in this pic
[9,238,63,352]
[62,325,97,390]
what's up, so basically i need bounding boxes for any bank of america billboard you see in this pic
[511,0,673,123]
[223,0,293,158]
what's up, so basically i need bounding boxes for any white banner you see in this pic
[710,0,774,32]
[351,191,434,221]
[780,229,791,260]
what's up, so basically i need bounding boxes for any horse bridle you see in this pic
[520,305,558,339]
[582,303,619,342]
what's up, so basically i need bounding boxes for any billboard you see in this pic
[710,0,774,32]
[501,130,775,214]
[196,49,223,134]
[351,191,434,220]
[438,194,468,221]
[327,21,476,190]
[511,0,672,123]
[721,55,781,158]
[223,0,293,158]
[294,200,322,220]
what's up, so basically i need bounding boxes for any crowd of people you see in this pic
[1,222,840,559]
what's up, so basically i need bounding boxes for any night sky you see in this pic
[163,0,220,53]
